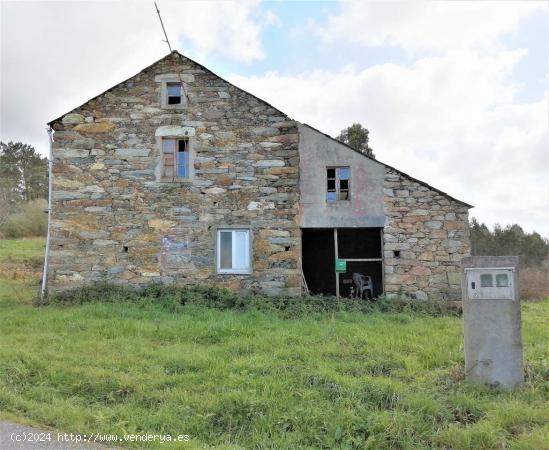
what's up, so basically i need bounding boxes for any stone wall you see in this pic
[48,52,301,296]
[383,168,470,300]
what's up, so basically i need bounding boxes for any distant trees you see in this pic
[470,218,549,267]
[0,142,48,238]
[0,141,48,209]
[336,123,375,158]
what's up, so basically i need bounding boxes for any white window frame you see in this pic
[216,229,252,274]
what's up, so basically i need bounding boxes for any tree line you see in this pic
[0,142,48,238]
[0,141,48,209]
[470,218,548,267]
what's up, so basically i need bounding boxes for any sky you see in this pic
[1,1,548,237]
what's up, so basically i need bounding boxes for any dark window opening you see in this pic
[123,246,128,253]
[167,82,182,104]
[338,228,382,259]
[393,250,401,258]
[302,228,383,298]
[327,167,350,202]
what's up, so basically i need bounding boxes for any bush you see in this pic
[0,199,48,238]
[45,283,460,317]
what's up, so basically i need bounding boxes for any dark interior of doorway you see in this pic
[339,261,383,298]
[301,229,336,296]
[302,228,383,298]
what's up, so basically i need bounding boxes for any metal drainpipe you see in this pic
[41,127,54,301]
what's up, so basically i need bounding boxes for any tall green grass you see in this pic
[0,238,44,263]
[0,239,547,449]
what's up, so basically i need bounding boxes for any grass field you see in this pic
[0,239,547,449]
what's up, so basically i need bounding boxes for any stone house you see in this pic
[46,51,471,300]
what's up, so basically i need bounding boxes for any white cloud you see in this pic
[164,0,269,63]
[229,51,548,235]
[315,1,545,54]
[0,0,271,156]
[226,0,549,235]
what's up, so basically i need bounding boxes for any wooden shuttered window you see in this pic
[162,138,189,179]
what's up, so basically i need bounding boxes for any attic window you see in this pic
[167,83,182,104]
[327,167,350,201]
[162,138,189,178]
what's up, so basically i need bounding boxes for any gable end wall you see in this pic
[47,53,301,296]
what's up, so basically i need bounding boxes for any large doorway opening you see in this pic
[301,228,383,297]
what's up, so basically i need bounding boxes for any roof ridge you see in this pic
[48,50,290,125]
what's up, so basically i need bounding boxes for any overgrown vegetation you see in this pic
[45,283,460,318]
[0,141,48,238]
[0,199,48,239]
[0,239,548,449]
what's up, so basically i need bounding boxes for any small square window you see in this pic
[217,229,251,273]
[326,167,351,202]
[480,273,493,287]
[167,82,182,105]
[496,273,509,287]
[162,138,189,178]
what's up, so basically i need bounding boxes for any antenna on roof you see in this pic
[154,2,172,53]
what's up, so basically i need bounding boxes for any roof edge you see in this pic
[48,50,290,126]
[300,122,474,209]
[47,51,473,210]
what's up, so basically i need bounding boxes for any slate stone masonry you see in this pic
[48,52,301,296]
[383,168,470,300]
[47,51,471,300]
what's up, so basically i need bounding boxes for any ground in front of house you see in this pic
[0,238,548,449]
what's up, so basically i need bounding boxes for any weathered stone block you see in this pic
[254,160,285,167]
[55,148,90,158]
[62,113,85,124]
[114,148,150,157]
[74,122,115,133]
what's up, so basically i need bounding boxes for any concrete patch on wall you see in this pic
[159,236,192,270]
[298,124,385,228]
